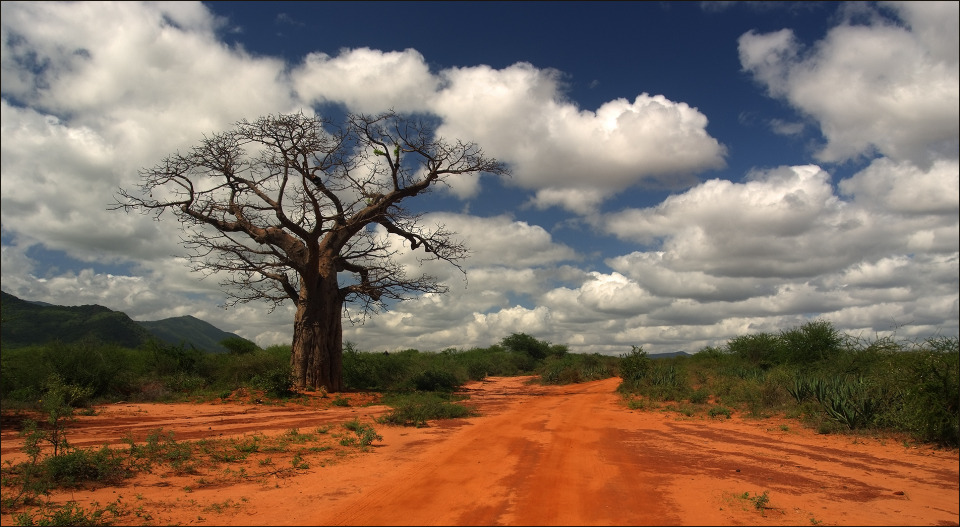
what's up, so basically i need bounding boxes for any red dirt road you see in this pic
[1,376,958,526]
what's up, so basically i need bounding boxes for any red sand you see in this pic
[2,376,957,526]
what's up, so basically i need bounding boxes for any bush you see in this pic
[618,346,651,383]
[726,332,782,369]
[500,333,563,361]
[251,365,295,398]
[377,392,477,427]
[778,319,844,364]
[341,345,415,391]
[889,339,959,445]
[42,446,128,487]
[708,406,732,419]
[409,369,461,392]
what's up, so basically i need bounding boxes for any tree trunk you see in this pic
[290,273,344,392]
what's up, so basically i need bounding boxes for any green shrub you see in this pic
[689,388,710,404]
[811,375,886,430]
[251,365,294,398]
[377,392,477,427]
[778,319,843,364]
[342,418,383,447]
[13,500,120,526]
[409,368,461,392]
[708,406,732,419]
[883,338,959,446]
[726,332,782,369]
[537,353,614,385]
[500,333,552,360]
[618,346,651,383]
[41,446,128,487]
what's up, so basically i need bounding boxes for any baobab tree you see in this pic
[114,111,509,392]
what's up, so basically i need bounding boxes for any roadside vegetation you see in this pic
[617,320,958,448]
[1,322,957,525]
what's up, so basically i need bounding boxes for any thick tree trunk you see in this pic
[290,273,344,392]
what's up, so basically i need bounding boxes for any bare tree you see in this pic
[113,111,509,391]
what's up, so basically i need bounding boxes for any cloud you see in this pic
[603,165,860,277]
[525,187,608,216]
[389,213,579,271]
[292,53,729,210]
[1,1,296,269]
[738,2,959,166]
[839,157,959,216]
[432,63,728,206]
[292,47,439,114]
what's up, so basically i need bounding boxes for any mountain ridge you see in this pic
[0,290,251,353]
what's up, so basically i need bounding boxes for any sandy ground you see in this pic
[1,375,957,526]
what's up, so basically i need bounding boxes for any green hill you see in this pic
[138,315,242,353]
[1,290,153,349]
[0,290,252,353]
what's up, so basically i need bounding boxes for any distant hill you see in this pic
[0,290,251,353]
[138,315,243,354]
[1,290,154,349]
[650,351,692,359]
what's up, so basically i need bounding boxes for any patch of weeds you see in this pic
[197,439,244,464]
[743,490,771,515]
[203,499,242,514]
[2,423,131,507]
[315,425,331,434]
[259,442,288,454]
[41,445,129,487]
[126,428,198,475]
[331,395,350,407]
[663,402,699,417]
[132,503,153,522]
[625,397,657,411]
[689,388,710,404]
[222,467,247,479]
[283,428,314,445]
[291,454,309,470]
[234,435,262,454]
[13,499,122,526]
[342,418,383,448]
[708,406,732,419]
[376,392,477,427]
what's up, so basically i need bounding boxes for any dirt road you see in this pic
[1,376,957,526]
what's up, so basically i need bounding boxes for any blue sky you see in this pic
[1,1,957,355]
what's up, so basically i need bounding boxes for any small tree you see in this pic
[114,111,508,391]
[500,332,552,361]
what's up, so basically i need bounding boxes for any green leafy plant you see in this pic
[13,500,122,526]
[708,406,732,419]
[342,418,383,448]
[377,392,477,427]
[750,490,770,511]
